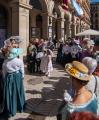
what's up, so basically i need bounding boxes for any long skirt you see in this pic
[27,55,36,73]
[56,52,63,64]
[4,71,25,117]
[62,53,72,67]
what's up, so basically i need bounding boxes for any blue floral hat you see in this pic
[65,61,91,81]
[8,48,23,59]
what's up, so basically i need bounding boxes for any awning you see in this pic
[76,29,99,36]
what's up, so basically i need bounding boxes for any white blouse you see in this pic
[70,45,82,54]
[3,57,24,78]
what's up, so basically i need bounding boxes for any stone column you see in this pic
[66,21,72,39]
[57,19,61,42]
[56,18,65,42]
[11,5,19,35]
[71,13,76,37]
[48,15,53,39]
[73,16,77,36]
[60,18,65,42]
[66,12,72,38]
[47,0,54,40]
[11,1,32,57]
[77,24,80,33]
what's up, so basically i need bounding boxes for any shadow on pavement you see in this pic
[25,77,70,117]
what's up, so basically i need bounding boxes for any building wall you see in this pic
[0,0,91,54]
[73,0,90,35]
[91,3,99,30]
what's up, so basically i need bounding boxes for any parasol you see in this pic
[4,36,23,46]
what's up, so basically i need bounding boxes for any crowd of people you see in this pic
[0,36,99,120]
[0,37,55,119]
[27,38,54,77]
[0,37,25,118]
[57,59,99,120]
[0,36,55,118]
[56,37,98,66]
[26,37,99,120]
[55,37,99,120]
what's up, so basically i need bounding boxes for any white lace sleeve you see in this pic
[2,60,7,79]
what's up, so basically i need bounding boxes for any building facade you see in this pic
[90,1,99,30]
[0,0,90,55]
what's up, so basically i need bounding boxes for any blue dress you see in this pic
[4,71,25,117]
[61,94,98,120]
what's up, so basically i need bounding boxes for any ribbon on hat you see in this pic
[65,64,89,80]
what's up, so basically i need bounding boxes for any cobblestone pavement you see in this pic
[2,52,71,120]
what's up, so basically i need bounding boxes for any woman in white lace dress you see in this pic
[40,50,48,73]
[47,49,53,77]
[40,49,53,77]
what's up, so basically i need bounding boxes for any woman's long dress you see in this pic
[2,58,25,117]
[47,55,53,73]
[40,55,48,73]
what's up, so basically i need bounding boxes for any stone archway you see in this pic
[51,4,64,42]
[64,12,72,39]
[29,0,48,39]
[29,0,47,13]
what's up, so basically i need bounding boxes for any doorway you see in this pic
[0,5,7,48]
[36,14,42,38]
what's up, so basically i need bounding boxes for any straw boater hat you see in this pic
[65,61,91,81]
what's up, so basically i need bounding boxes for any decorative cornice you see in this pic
[19,2,32,9]
[9,1,32,9]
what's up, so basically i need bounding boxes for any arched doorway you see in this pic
[29,0,47,39]
[0,5,7,48]
[52,6,61,41]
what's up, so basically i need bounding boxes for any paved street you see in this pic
[11,54,71,120]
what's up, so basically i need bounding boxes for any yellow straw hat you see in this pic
[65,61,90,81]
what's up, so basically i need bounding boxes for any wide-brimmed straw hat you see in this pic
[65,61,91,81]
[8,48,23,59]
